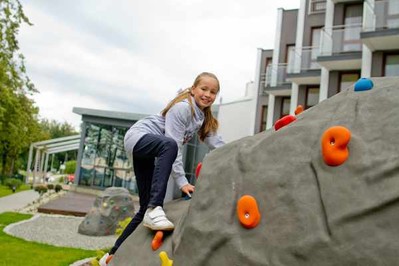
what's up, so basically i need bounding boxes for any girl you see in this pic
[100,72,224,266]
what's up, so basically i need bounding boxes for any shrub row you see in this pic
[34,184,63,194]
[4,178,23,192]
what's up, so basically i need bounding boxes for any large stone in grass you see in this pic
[78,187,135,236]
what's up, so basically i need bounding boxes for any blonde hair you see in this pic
[161,72,220,141]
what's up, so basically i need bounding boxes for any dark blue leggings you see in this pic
[110,134,178,254]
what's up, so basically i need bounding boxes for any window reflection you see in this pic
[79,122,135,192]
[78,121,207,195]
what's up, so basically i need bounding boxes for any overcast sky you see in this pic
[18,0,299,130]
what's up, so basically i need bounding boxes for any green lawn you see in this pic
[0,184,31,198]
[0,212,96,266]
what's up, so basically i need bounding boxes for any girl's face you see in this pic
[191,76,219,110]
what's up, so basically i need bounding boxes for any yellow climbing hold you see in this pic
[159,251,173,266]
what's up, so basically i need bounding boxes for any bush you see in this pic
[91,249,109,266]
[115,217,132,236]
[34,185,48,195]
[4,178,23,192]
[58,176,64,183]
[55,184,63,193]
[47,184,54,190]
[65,160,77,174]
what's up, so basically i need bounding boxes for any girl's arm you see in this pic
[204,132,225,150]
[164,102,191,189]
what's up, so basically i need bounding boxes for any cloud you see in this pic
[18,0,299,130]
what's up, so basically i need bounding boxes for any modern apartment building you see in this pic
[252,0,399,132]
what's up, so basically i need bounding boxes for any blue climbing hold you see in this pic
[354,78,373,92]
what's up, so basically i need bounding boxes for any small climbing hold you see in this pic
[294,105,304,115]
[159,251,173,266]
[152,231,164,251]
[106,254,113,264]
[237,195,261,229]
[321,126,351,166]
[354,78,373,92]
[274,115,297,131]
[195,162,202,179]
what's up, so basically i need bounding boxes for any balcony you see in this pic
[331,0,362,3]
[309,0,327,14]
[318,24,362,70]
[361,0,399,51]
[286,46,321,85]
[261,63,291,96]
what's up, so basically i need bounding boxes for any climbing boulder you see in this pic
[111,77,399,265]
[78,187,135,236]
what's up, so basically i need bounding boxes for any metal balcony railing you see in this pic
[261,63,289,93]
[320,23,363,56]
[309,0,327,14]
[364,0,399,31]
[287,46,321,74]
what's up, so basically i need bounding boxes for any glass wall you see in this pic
[79,123,135,192]
[78,121,208,194]
[182,136,209,185]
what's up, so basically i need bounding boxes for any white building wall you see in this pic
[217,82,257,143]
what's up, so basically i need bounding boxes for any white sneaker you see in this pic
[99,253,113,266]
[143,206,175,231]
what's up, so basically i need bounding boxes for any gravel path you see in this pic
[4,214,117,250]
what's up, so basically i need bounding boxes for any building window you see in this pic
[286,44,296,73]
[310,27,322,69]
[281,97,291,117]
[79,122,135,192]
[305,87,320,109]
[376,0,399,29]
[384,53,399,76]
[339,72,360,92]
[260,105,268,132]
[343,4,363,52]
[309,0,326,14]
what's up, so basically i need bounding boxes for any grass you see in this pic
[0,184,31,198]
[0,212,96,266]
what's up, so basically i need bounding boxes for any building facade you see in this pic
[216,82,258,143]
[254,0,399,132]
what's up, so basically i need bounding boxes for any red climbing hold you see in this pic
[274,115,297,131]
[195,162,202,179]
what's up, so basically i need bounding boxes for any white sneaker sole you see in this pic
[143,223,175,231]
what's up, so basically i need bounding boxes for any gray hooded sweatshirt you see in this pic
[124,97,224,189]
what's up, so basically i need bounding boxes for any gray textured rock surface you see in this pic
[78,187,135,236]
[111,77,399,265]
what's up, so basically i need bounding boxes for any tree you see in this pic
[0,0,39,178]
[39,119,78,172]
[0,0,35,94]
[40,119,78,139]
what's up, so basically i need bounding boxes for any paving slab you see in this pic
[0,190,39,213]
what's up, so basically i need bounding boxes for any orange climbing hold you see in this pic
[321,126,351,166]
[237,195,261,229]
[106,254,113,264]
[151,231,164,251]
[295,105,304,115]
